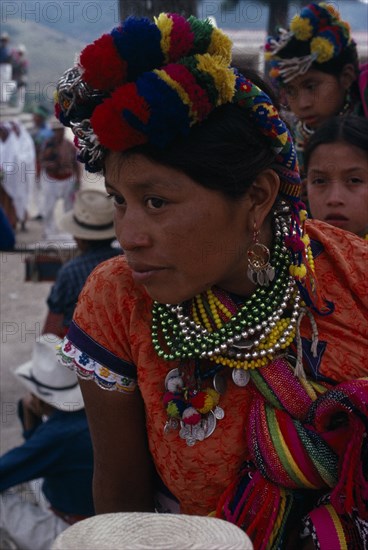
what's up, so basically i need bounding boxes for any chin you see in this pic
[143,285,186,305]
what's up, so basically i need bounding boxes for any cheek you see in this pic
[307,186,326,213]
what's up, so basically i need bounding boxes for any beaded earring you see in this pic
[247,225,275,286]
[339,88,352,116]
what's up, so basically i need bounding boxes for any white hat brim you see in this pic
[14,360,84,412]
[58,210,116,240]
[51,512,253,549]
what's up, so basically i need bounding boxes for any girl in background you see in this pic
[304,114,368,239]
[265,2,368,174]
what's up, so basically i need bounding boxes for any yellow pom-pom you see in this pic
[155,13,173,63]
[205,387,220,407]
[167,401,180,418]
[195,54,236,105]
[295,264,307,279]
[289,265,296,276]
[301,234,310,246]
[311,37,335,64]
[290,15,313,41]
[264,52,272,62]
[208,28,232,65]
[299,209,308,222]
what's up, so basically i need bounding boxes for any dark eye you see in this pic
[107,193,125,206]
[146,197,166,209]
[306,82,317,91]
[348,177,363,185]
[285,86,296,98]
[310,177,326,185]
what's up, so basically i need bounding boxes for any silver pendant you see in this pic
[164,368,180,388]
[232,369,250,387]
[179,411,217,446]
[214,405,225,420]
[163,418,179,434]
[232,338,254,350]
[213,373,227,394]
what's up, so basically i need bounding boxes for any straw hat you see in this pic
[14,334,84,411]
[59,189,115,240]
[51,512,253,550]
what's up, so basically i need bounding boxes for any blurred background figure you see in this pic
[0,32,11,63]
[42,189,121,338]
[0,120,35,233]
[40,118,81,238]
[0,334,94,550]
[10,44,29,111]
[0,32,16,104]
[0,204,15,251]
[29,105,53,221]
[305,114,368,239]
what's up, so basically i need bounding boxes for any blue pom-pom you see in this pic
[122,72,190,148]
[111,17,164,82]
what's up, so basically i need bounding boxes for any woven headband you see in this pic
[265,2,353,84]
[55,13,300,200]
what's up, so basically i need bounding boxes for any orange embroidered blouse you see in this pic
[60,220,368,515]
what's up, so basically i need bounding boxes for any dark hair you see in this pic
[304,115,368,171]
[129,69,282,200]
[278,40,360,101]
[131,103,277,200]
[278,39,359,78]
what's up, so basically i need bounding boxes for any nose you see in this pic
[297,89,313,111]
[114,209,151,251]
[325,182,345,206]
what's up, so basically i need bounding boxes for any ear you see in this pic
[246,169,280,232]
[339,64,357,90]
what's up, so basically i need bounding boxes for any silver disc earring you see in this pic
[247,226,275,286]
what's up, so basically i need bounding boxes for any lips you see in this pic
[302,116,318,126]
[324,214,349,228]
[325,214,348,221]
[127,261,167,283]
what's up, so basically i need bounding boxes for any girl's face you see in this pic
[307,141,368,237]
[105,153,256,304]
[284,69,347,128]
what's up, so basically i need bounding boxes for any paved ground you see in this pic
[0,220,66,455]
[1,169,103,455]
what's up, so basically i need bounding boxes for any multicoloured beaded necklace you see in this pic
[153,203,315,445]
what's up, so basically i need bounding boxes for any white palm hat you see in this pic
[59,188,116,240]
[51,512,253,549]
[14,334,84,411]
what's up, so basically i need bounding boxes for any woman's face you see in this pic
[307,141,368,237]
[284,69,347,128]
[105,153,255,304]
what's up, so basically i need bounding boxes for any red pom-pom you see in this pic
[182,406,201,425]
[91,83,149,151]
[80,34,127,90]
[190,391,207,410]
[163,391,176,406]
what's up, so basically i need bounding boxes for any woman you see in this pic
[305,115,368,239]
[56,14,368,549]
[265,2,368,174]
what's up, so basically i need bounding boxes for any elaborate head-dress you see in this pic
[55,14,368,549]
[264,2,356,86]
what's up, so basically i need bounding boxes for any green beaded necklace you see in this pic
[152,205,300,366]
